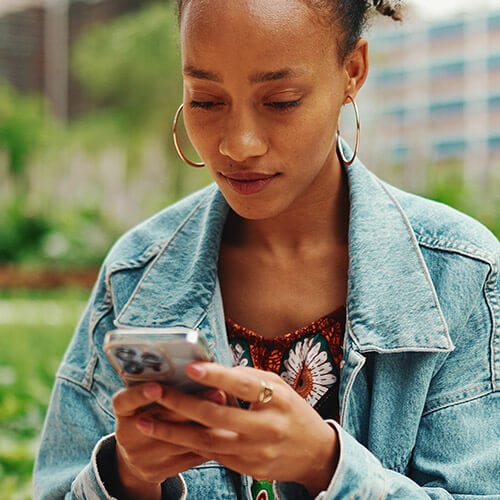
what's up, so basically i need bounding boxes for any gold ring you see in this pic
[258,380,274,404]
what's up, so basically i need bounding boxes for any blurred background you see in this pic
[0,0,498,497]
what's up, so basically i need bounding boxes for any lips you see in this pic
[221,172,278,195]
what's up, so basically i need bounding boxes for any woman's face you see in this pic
[180,0,366,220]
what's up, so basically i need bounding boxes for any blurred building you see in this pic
[358,9,500,191]
[0,0,154,121]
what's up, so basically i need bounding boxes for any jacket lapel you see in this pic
[346,160,453,353]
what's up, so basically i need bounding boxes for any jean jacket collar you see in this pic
[114,160,453,354]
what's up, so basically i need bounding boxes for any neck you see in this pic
[224,164,349,258]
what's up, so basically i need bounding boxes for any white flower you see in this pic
[230,342,249,366]
[281,337,336,406]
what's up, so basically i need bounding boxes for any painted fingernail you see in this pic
[137,417,153,435]
[186,363,207,378]
[206,389,226,405]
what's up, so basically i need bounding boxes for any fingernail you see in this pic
[206,389,226,405]
[143,383,161,399]
[186,363,207,378]
[137,417,153,435]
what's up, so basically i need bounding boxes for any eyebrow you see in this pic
[249,68,304,84]
[183,65,304,84]
[183,65,223,83]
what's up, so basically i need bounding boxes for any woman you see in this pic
[34,0,499,498]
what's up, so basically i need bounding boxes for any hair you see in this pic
[176,0,403,61]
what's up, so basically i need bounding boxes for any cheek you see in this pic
[183,112,217,157]
[284,108,338,162]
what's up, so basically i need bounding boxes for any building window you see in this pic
[488,135,500,150]
[433,139,466,159]
[488,95,500,109]
[488,54,500,71]
[430,60,465,79]
[429,99,465,116]
[429,21,464,41]
[488,13,500,30]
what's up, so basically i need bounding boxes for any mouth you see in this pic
[220,172,279,195]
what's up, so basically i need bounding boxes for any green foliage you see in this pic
[41,205,119,267]
[71,1,182,139]
[424,165,500,238]
[0,290,87,497]
[69,0,204,207]
[0,83,51,196]
[0,204,52,264]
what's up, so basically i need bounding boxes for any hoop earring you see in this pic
[336,95,360,166]
[172,104,205,168]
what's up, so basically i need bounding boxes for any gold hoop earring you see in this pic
[172,104,205,168]
[336,95,360,166]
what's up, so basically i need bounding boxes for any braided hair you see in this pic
[333,0,403,59]
[176,0,403,61]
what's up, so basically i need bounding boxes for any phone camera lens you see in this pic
[123,361,143,375]
[115,347,136,361]
[141,352,162,371]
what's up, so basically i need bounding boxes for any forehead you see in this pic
[179,0,339,71]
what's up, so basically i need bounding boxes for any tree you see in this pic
[71,1,204,201]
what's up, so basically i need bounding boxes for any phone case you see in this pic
[103,327,213,392]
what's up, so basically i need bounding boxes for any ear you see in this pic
[343,38,369,102]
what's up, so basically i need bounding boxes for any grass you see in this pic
[0,288,89,499]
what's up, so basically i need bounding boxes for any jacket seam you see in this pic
[55,372,116,421]
[377,179,451,343]
[104,187,218,276]
[89,283,114,346]
[339,344,365,427]
[114,195,212,320]
[485,262,500,390]
[415,233,497,266]
[416,230,499,391]
[422,387,492,416]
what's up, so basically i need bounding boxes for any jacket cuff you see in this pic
[316,420,387,499]
[71,433,116,499]
[71,433,187,499]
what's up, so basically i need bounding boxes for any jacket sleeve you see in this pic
[33,266,119,499]
[319,396,500,500]
[316,254,500,499]
[32,265,188,499]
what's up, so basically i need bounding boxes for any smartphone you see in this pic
[104,327,213,393]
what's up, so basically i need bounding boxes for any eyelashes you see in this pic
[264,100,301,110]
[189,101,223,110]
[189,100,302,112]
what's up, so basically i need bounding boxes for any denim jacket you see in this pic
[34,158,500,499]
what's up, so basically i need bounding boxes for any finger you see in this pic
[141,405,190,423]
[156,388,286,440]
[117,437,207,484]
[138,417,242,454]
[185,363,282,405]
[113,383,163,417]
[201,388,227,406]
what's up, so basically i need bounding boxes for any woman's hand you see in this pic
[138,364,339,497]
[112,382,226,499]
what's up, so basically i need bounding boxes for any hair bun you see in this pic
[372,0,403,21]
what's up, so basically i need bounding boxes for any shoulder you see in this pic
[104,183,221,269]
[384,182,499,265]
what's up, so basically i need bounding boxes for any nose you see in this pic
[219,110,268,162]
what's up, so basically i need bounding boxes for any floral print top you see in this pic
[226,308,345,500]
[227,307,345,419]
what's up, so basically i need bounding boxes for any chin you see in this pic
[225,199,284,221]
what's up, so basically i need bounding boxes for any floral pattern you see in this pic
[227,308,344,411]
[227,309,345,500]
[281,337,337,406]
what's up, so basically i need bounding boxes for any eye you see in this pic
[264,100,301,111]
[190,100,224,110]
